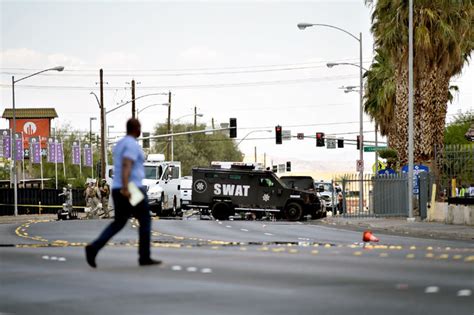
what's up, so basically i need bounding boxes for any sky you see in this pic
[1,0,472,175]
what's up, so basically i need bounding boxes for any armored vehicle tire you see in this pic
[212,202,231,220]
[284,202,303,221]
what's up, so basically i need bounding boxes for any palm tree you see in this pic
[365,0,473,164]
[363,48,396,141]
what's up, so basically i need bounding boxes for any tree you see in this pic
[152,122,243,175]
[363,48,396,139]
[444,110,474,145]
[365,0,473,164]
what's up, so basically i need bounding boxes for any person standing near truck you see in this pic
[99,179,110,217]
[85,118,161,267]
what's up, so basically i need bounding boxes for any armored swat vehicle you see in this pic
[191,165,324,221]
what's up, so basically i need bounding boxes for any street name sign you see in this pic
[363,146,387,152]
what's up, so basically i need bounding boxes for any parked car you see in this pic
[315,180,337,211]
[180,176,192,210]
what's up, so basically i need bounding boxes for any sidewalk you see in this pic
[320,216,474,241]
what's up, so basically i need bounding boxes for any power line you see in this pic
[0,58,371,73]
[0,74,357,90]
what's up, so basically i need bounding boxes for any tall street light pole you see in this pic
[327,63,379,174]
[298,22,364,213]
[136,103,170,119]
[408,0,414,220]
[11,66,64,216]
[236,130,272,146]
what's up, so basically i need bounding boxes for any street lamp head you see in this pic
[326,63,337,68]
[297,23,313,30]
[51,66,65,72]
[196,113,204,117]
[90,117,97,121]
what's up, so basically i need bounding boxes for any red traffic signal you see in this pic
[316,132,325,147]
[275,125,282,144]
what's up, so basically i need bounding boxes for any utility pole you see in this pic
[254,146,257,163]
[212,118,215,129]
[194,106,197,128]
[100,69,106,180]
[131,79,136,118]
[167,91,172,161]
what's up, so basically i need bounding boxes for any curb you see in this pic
[319,218,474,242]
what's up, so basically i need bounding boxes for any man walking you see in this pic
[85,118,161,267]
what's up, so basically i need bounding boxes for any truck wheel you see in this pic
[212,202,231,220]
[284,202,303,221]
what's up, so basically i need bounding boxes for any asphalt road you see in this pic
[1,217,473,315]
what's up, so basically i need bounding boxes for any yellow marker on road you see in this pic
[406,254,415,259]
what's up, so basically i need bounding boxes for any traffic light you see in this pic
[229,118,237,138]
[272,165,278,173]
[286,161,291,172]
[142,132,150,149]
[275,125,282,144]
[316,132,325,147]
[337,139,344,148]
[356,135,361,150]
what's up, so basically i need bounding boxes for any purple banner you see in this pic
[47,137,56,163]
[56,142,64,163]
[84,144,92,167]
[14,133,23,161]
[30,137,41,164]
[72,141,81,165]
[1,129,11,159]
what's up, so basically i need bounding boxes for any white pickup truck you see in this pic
[143,154,182,215]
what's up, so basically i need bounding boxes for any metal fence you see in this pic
[339,173,431,218]
[0,188,86,216]
[340,174,374,217]
[435,144,474,199]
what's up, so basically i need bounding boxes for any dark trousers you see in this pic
[89,188,151,261]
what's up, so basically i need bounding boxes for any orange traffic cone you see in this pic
[362,230,379,243]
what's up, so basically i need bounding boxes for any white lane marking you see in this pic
[186,267,198,272]
[42,255,50,260]
[58,257,66,262]
[264,233,273,236]
[217,221,222,225]
[50,256,58,261]
[171,265,182,271]
[225,225,232,228]
[297,222,303,225]
[457,289,472,297]
[425,286,439,294]
[240,229,249,232]
[298,237,310,241]
[201,268,212,273]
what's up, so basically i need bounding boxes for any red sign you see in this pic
[9,119,51,148]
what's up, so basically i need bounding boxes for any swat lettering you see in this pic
[214,184,250,197]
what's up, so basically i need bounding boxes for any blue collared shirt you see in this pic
[112,135,145,189]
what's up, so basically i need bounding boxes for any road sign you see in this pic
[356,159,364,172]
[282,130,291,141]
[297,133,304,140]
[372,160,386,173]
[364,146,387,152]
[327,139,336,149]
